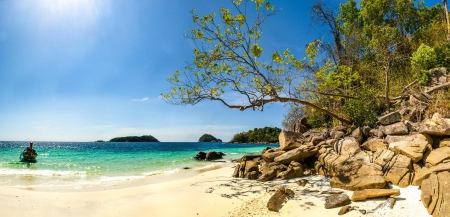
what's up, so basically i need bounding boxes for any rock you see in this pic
[419,113,450,136]
[331,130,345,140]
[232,164,240,178]
[261,147,271,154]
[361,138,388,152]
[421,171,450,216]
[257,168,277,182]
[261,151,286,163]
[279,130,306,151]
[378,112,401,125]
[383,154,413,187]
[278,161,303,180]
[239,154,261,162]
[351,127,364,144]
[205,151,225,161]
[296,179,308,187]
[334,137,361,156]
[362,126,371,137]
[330,163,386,191]
[439,138,450,148]
[260,162,287,175]
[311,135,325,146]
[243,161,259,179]
[338,206,352,215]
[424,147,450,167]
[274,144,319,165]
[373,149,396,168]
[369,128,383,138]
[193,151,206,160]
[351,189,401,201]
[412,162,450,186]
[382,122,409,135]
[388,134,432,163]
[267,187,295,212]
[322,190,344,195]
[325,193,351,209]
[246,171,258,179]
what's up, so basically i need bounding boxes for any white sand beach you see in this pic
[0,164,431,217]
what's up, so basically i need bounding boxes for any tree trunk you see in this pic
[444,0,450,41]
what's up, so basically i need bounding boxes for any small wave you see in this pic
[0,168,87,177]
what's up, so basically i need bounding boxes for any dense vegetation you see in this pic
[230,127,281,144]
[109,135,159,142]
[198,134,222,142]
[164,0,450,129]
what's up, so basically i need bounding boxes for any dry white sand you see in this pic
[0,164,431,217]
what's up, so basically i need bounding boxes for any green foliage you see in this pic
[230,127,281,143]
[109,135,159,142]
[342,88,382,127]
[198,134,222,142]
[435,43,450,68]
[425,90,450,118]
[411,44,437,85]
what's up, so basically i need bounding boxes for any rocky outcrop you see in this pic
[412,162,450,186]
[267,187,295,212]
[351,189,400,201]
[261,150,285,163]
[277,161,303,180]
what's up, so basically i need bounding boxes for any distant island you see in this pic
[198,134,222,142]
[109,135,159,142]
[230,127,281,144]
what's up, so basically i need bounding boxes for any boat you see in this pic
[20,148,38,162]
[20,142,38,162]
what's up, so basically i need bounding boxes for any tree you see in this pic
[163,0,352,125]
[444,0,450,41]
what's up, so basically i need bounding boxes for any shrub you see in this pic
[411,44,437,85]
[342,88,382,127]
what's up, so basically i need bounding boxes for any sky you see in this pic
[0,0,443,142]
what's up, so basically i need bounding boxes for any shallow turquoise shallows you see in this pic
[0,141,277,190]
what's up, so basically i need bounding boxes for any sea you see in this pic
[0,141,277,191]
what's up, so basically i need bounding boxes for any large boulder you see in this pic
[193,151,206,160]
[382,154,413,187]
[257,168,277,182]
[232,160,260,179]
[361,138,388,152]
[382,122,409,135]
[274,143,319,165]
[421,171,450,216]
[351,189,401,201]
[412,162,450,186]
[205,151,225,161]
[351,127,364,144]
[330,163,386,191]
[278,130,306,151]
[419,113,450,136]
[378,111,401,125]
[267,187,295,212]
[388,134,432,163]
[333,137,361,156]
[423,147,450,167]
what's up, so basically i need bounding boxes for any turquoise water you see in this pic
[0,141,276,190]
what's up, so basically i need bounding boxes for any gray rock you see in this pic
[378,112,401,125]
[382,122,409,135]
[325,193,351,209]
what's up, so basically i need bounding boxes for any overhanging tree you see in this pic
[162,0,352,125]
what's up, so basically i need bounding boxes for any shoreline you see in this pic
[0,162,431,217]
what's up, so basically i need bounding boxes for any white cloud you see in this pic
[131,97,149,102]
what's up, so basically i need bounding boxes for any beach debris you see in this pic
[351,189,400,201]
[325,193,351,209]
[321,190,344,195]
[296,179,308,187]
[338,205,356,215]
[266,187,295,212]
[371,197,397,213]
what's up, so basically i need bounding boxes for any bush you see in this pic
[411,44,437,85]
[342,88,382,127]
[425,90,450,118]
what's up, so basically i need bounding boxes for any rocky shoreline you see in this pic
[231,110,450,216]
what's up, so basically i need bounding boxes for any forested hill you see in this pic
[198,134,222,142]
[109,135,159,142]
[230,127,281,144]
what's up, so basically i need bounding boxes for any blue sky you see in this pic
[0,0,443,142]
